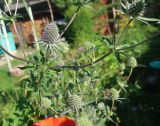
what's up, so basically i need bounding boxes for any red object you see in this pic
[32,116,76,126]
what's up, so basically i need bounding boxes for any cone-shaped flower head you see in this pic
[42,22,61,50]
[41,97,52,109]
[119,0,159,24]
[67,92,83,110]
[98,102,105,110]
[126,56,137,68]
[128,0,145,17]
[111,88,120,101]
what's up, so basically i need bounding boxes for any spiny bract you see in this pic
[119,0,159,24]
[111,88,120,100]
[41,97,52,109]
[126,56,137,68]
[98,102,105,110]
[67,93,82,110]
[42,22,61,49]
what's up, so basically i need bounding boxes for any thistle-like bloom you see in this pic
[111,88,120,101]
[32,116,76,126]
[127,0,145,17]
[119,0,159,24]
[41,97,52,109]
[98,102,105,110]
[67,92,83,110]
[42,22,62,51]
[126,56,137,68]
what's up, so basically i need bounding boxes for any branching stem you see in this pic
[0,45,34,64]
[60,6,81,37]
[111,100,115,112]
[117,32,160,52]
[115,19,132,47]
[126,68,133,81]
[49,51,112,70]
[1,31,159,69]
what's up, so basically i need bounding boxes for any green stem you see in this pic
[126,68,133,81]
[0,45,34,63]
[49,51,112,70]
[76,109,79,118]
[60,109,72,115]
[49,106,59,114]
[117,32,160,52]
[60,6,81,37]
[115,19,132,47]
[112,0,122,45]
[111,100,115,112]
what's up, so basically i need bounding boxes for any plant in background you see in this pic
[0,0,160,126]
[53,0,73,9]
[64,6,95,45]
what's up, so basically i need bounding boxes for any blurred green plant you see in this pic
[64,6,95,46]
[0,0,160,126]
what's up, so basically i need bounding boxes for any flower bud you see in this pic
[68,93,82,110]
[127,56,137,68]
[41,97,52,109]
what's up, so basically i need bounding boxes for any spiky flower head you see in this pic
[111,88,120,101]
[126,56,137,68]
[67,92,83,110]
[98,102,105,110]
[128,0,145,17]
[41,97,52,109]
[119,0,159,24]
[42,22,61,50]
[83,106,98,121]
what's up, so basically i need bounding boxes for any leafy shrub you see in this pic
[64,6,96,46]
[0,0,159,126]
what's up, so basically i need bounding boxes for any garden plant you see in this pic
[0,0,160,126]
